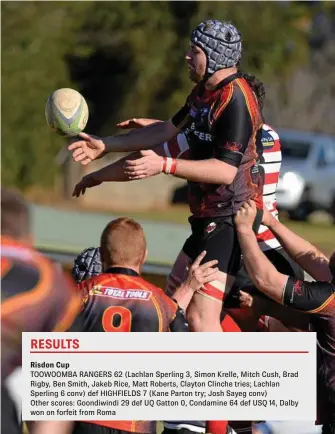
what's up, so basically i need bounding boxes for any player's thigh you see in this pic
[166,249,193,296]
[193,218,241,303]
[187,271,231,331]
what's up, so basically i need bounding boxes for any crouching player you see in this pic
[69,216,219,434]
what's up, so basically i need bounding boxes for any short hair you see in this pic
[1,187,30,240]
[100,217,147,268]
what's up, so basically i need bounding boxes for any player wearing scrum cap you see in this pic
[69,20,264,340]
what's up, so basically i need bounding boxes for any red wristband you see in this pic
[170,158,177,175]
[162,157,177,175]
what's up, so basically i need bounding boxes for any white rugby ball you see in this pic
[45,88,89,137]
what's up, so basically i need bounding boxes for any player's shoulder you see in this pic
[216,75,256,115]
[1,239,52,291]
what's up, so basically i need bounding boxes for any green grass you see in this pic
[283,219,334,256]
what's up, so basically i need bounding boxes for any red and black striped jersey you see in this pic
[283,277,335,423]
[75,267,184,433]
[171,72,263,219]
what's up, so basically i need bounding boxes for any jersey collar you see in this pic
[104,266,139,277]
[213,71,242,90]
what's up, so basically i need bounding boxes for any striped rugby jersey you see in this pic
[256,124,282,252]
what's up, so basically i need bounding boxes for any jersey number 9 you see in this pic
[102,306,132,332]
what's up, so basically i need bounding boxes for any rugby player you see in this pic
[69,217,219,434]
[234,200,335,433]
[111,101,306,333]
[69,19,264,334]
[1,187,81,434]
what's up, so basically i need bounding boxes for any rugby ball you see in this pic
[45,88,89,137]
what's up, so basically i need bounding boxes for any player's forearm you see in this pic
[92,153,141,183]
[173,159,236,184]
[172,283,195,311]
[237,228,286,304]
[103,121,176,153]
[267,218,331,281]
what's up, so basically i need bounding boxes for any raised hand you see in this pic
[184,250,219,292]
[68,133,106,165]
[72,174,102,197]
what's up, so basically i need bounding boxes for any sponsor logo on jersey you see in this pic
[185,123,213,142]
[92,287,152,301]
[261,131,275,149]
[205,222,217,234]
[293,280,303,297]
[90,285,103,295]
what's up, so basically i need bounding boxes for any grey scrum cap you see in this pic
[72,247,102,283]
[191,20,242,75]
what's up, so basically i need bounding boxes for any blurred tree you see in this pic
[3,1,325,194]
[2,1,90,190]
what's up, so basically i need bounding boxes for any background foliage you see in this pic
[2,1,334,191]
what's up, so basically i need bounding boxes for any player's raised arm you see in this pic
[116,118,162,129]
[72,136,191,197]
[124,86,253,185]
[261,207,332,282]
[68,119,179,165]
[234,201,289,304]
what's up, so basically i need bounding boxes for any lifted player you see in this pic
[69,20,264,334]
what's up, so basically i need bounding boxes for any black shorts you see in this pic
[72,422,140,434]
[182,216,241,276]
[1,387,21,434]
[224,247,305,308]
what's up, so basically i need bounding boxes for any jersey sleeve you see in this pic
[212,86,253,167]
[283,277,335,315]
[169,305,189,332]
